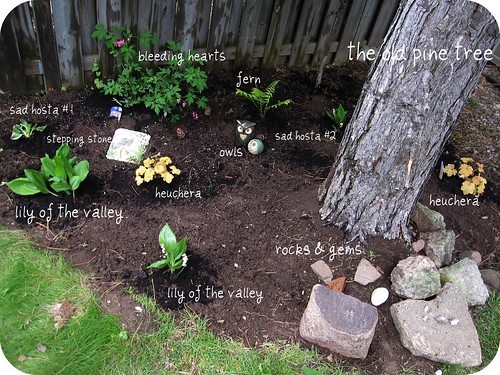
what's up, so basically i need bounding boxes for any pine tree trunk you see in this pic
[319,0,498,243]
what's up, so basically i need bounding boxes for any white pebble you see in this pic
[371,287,389,306]
[450,318,459,325]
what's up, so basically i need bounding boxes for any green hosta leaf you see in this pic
[24,169,51,195]
[6,177,41,195]
[10,129,23,140]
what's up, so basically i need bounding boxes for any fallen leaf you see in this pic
[18,355,27,362]
[226,107,234,115]
[49,300,76,330]
[204,106,212,116]
[176,128,186,139]
[36,344,47,353]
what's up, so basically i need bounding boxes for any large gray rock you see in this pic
[391,256,441,299]
[420,230,455,267]
[300,284,378,359]
[440,259,489,306]
[354,258,382,285]
[391,284,482,367]
[411,203,446,232]
[480,269,500,290]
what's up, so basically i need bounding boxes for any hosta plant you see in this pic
[135,154,181,185]
[236,80,292,120]
[7,144,89,198]
[11,120,46,140]
[442,157,487,196]
[148,223,188,275]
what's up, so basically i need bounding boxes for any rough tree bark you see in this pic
[319,0,498,243]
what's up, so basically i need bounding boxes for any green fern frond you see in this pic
[236,80,292,120]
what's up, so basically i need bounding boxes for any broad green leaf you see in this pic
[41,154,56,176]
[24,169,51,195]
[159,223,177,248]
[147,259,169,269]
[51,180,71,194]
[6,178,41,195]
[74,160,89,180]
[70,176,83,191]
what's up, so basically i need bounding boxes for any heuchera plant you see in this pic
[92,25,208,123]
[135,154,181,185]
[443,157,487,196]
[148,223,188,275]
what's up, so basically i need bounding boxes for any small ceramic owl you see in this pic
[236,120,256,146]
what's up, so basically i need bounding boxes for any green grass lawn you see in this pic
[0,227,497,374]
[0,228,348,375]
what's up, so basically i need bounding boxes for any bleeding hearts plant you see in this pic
[147,223,188,276]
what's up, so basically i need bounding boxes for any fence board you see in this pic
[158,0,176,49]
[353,0,380,43]
[368,0,399,46]
[176,0,198,51]
[311,0,347,66]
[195,0,212,49]
[262,0,301,68]
[234,0,267,68]
[0,13,25,94]
[289,0,327,66]
[32,0,60,91]
[334,0,367,62]
[52,0,83,88]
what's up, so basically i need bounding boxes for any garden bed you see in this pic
[0,63,498,374]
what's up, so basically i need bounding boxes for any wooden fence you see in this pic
[0,0,400,94]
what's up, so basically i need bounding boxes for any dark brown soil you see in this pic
[0,63,498,375]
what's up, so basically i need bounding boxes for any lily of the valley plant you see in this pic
[148,223,188,276]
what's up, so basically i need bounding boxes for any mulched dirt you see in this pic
[0,62,498,374]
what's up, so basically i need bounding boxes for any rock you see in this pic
[354,258,382,285]
[420,230,455,267]
[440,259,489,306]
[391,256,441,299]
[310,260,333,283]
[390,284,482,367]
[411,203,446,232]
[300,285,378,359]
[412,239,425,253]
[480,269,500,290]
[458,251,482,266]
[371,287,389,306]
[327,277,346,293]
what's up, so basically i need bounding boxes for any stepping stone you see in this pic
[420,230,455,267]
[411,203,446,232]
[391,284,482,367]
[300,285,378,359]
[310,260,333,283]
[327,277,346,293]
[354,258,381,285]
[440,258,489,306]
[107,128,151,164]
[391,256,441,299]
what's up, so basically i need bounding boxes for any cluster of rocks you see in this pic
[299,203,498,368]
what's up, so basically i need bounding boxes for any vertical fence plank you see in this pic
[158,0,176,49]
[32,0,61,91]
[176,0,198,51]
[137,0,161,53]
[251,0,274,68]
[79,0,98,83]
[207,0,237,71]
[0,11,26,94]
[11,3,43,91]
[368,0,400,46]
[123,0,139,35]
[195,0,212,48]
[262,0,301,68]
[311,0,348,66]
[288,0,327,66]
[353,0,380,43]
[234,0,267,68]
[52,0,83,88]
[96,0,122,76]
[334,0,367,62]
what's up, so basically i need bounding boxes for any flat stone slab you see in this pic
[106,128,151,164]
[354,258,382,285]
[300,284,378,359]
[391,256,441,299]
[440,258,489,306]
[411,203,446,232]
[310,260,333,283]
[391,284,482,367]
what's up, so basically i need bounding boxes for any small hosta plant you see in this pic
[11,120,46,140]
[325,104,347,132]
[148,223,188,275]
[7,144,89,198]
[236,80,292,120]
[135,154,181,185]
[442,157,487,196]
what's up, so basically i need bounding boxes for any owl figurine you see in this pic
[236,120,256,146]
